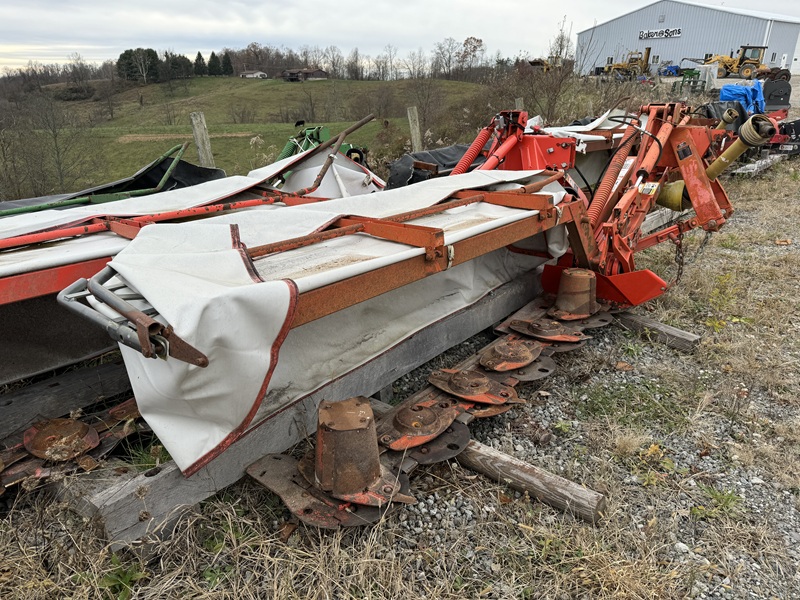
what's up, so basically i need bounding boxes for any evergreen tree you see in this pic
[116,48,160,83]
[117,49,137,81]
[194,52,207,76]
[207,52,222,76]
[222,52,234,76]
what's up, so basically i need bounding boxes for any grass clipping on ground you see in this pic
[1,163,799,599]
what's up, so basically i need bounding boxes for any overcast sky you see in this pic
[2,0,800,72]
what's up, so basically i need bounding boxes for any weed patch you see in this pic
[575,380,690,431]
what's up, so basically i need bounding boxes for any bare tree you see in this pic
[345,47,365,80]
[432,37,459,79]
[403,48,429,79]
[67,52,91,93]
[0,95,96,198]
[245,42,264,72]
[131,48,159,84]
[308,46,325,69]
[574,20,604,75]
[323,46,344,78]
[96,80,117,120]
[384,44,398,80]
[520,18,583,125]
[408,77,443,133]
[0,107,27,199]
[373,52,389,81]
[98,59,116,81]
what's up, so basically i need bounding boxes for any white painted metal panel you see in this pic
[577,0,800,75]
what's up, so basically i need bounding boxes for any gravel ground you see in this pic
[387,317,800,599]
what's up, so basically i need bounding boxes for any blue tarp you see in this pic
[719,80,765,115]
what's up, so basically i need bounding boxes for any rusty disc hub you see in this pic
[393,404,443,435]
[23,418,100,462]
[444,370,491,395]
[479,339,541,371]
[428,369,520,405]
[509,318,589,343]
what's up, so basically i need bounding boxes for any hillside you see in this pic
[62,77,484,184]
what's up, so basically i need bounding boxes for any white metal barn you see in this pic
[575,0,800,75]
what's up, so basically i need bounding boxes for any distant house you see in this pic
[240,71,268,79]
[281,68,328,82]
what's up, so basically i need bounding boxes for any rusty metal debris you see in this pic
[0,398,141,495]
[23,418,100,461]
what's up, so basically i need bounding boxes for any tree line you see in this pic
[219,37,505,82]
[115,49,234,84]
[0,35,515,97]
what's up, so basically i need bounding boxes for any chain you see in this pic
[685,230,713,266]
[673,232,685,284]
[673,229,713,285]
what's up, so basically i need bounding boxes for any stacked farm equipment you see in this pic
[1,94,786,540]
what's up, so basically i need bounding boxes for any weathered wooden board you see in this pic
[1,359,131,440]
[456,440,606,523]
[60,272,540,543]
[615,312,701,352]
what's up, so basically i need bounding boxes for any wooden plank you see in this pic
[615,312,701,352]
[60,272,540,543]
[0,360,131,440]
[456,440,606,524]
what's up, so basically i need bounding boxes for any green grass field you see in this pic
[65,77,482,183]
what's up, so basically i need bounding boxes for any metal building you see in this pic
[575,0,800,75]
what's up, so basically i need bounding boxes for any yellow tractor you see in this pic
[604,47,652,79]
[685,45,769,79]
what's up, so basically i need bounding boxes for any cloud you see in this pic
[1,0,798,71]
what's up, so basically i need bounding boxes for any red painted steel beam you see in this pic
[0,257,112,305]
[291,201,574,327]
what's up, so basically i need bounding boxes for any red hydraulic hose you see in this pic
[451,127,492,176]
[587,123,639,229]
[478,134,519,171]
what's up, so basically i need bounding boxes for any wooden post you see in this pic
[514,97,524,110]
[407,106,422,153]
[456,440,606,523]
[189,112,215,168]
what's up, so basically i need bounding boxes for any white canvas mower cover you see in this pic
[63,170,569,474]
